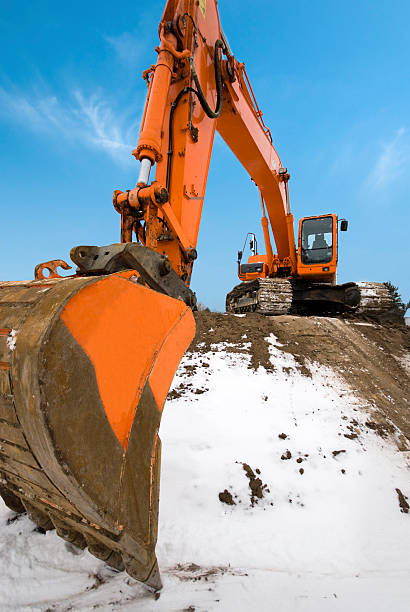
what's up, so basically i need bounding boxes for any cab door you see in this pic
[297,214,338,282]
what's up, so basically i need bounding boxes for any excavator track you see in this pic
[355,282,396,316]
[226,279,397,318]
[226,279,293,315]
[0,270,195,590]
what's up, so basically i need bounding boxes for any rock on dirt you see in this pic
[218,490,235,506]
[395,488,409,514]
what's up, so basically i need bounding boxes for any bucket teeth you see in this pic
[145,560,163,591]
[22,501,54,531]
[105,550,126,573]
[122,552,161,588]
[85,535,125,571]
[0,485,25,514]
[52,517,87,550]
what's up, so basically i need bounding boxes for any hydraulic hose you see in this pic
[166,39,225,191]
[190,39,224,119]
[166,86,197,191]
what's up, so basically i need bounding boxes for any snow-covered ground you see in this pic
[0,335,409,611]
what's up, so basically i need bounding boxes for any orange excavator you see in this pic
[0,0,395,592]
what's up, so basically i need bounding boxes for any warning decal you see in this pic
[199,0,206,18]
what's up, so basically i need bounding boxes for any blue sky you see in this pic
[0,0,409,312]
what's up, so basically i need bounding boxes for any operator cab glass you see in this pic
[301,217,333,264]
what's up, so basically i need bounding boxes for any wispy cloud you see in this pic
[104,31,144,66]
[0,85,140,164]
[366,127,408,189]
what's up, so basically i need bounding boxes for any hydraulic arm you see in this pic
[113,0,297,284]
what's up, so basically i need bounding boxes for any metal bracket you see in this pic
[70,243,197,309]
[34,260,72,280]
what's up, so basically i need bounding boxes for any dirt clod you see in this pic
[237,462,270,506]
[88,572,107,591]
[332,450,346,457]
[278,433,288,440]
[281,450,292,460]
[6,514,21,525]
[366,421,395,439]
[344,433,358,440]
[218,490,235,506]
[183,365,197,376]
[395,488,409,514]
[167,382,192,400]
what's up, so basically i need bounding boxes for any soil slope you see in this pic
[192,312,410,447]
[0,311,409,611]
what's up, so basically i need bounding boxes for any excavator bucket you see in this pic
[0,269,195,589]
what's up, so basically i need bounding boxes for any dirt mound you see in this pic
[218,463,270,508]
[191,312,410,446]
[192,311,277,372]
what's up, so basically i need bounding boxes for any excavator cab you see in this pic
[297,214,339,282]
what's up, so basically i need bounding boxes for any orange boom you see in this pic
[0,0,397,592]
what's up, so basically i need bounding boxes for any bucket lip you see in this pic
[21,276,105,346]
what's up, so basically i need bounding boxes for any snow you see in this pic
[349,321,376,327]
[6,329,17,351]
[0,337,409,610]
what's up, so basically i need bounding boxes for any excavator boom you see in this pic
[114,0,297,282]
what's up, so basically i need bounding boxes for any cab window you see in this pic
[301,217,333,264]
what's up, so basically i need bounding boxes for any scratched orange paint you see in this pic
[60,274,195,448]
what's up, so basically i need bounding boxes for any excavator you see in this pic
[226,214,393,315]
[0,0,395,592]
